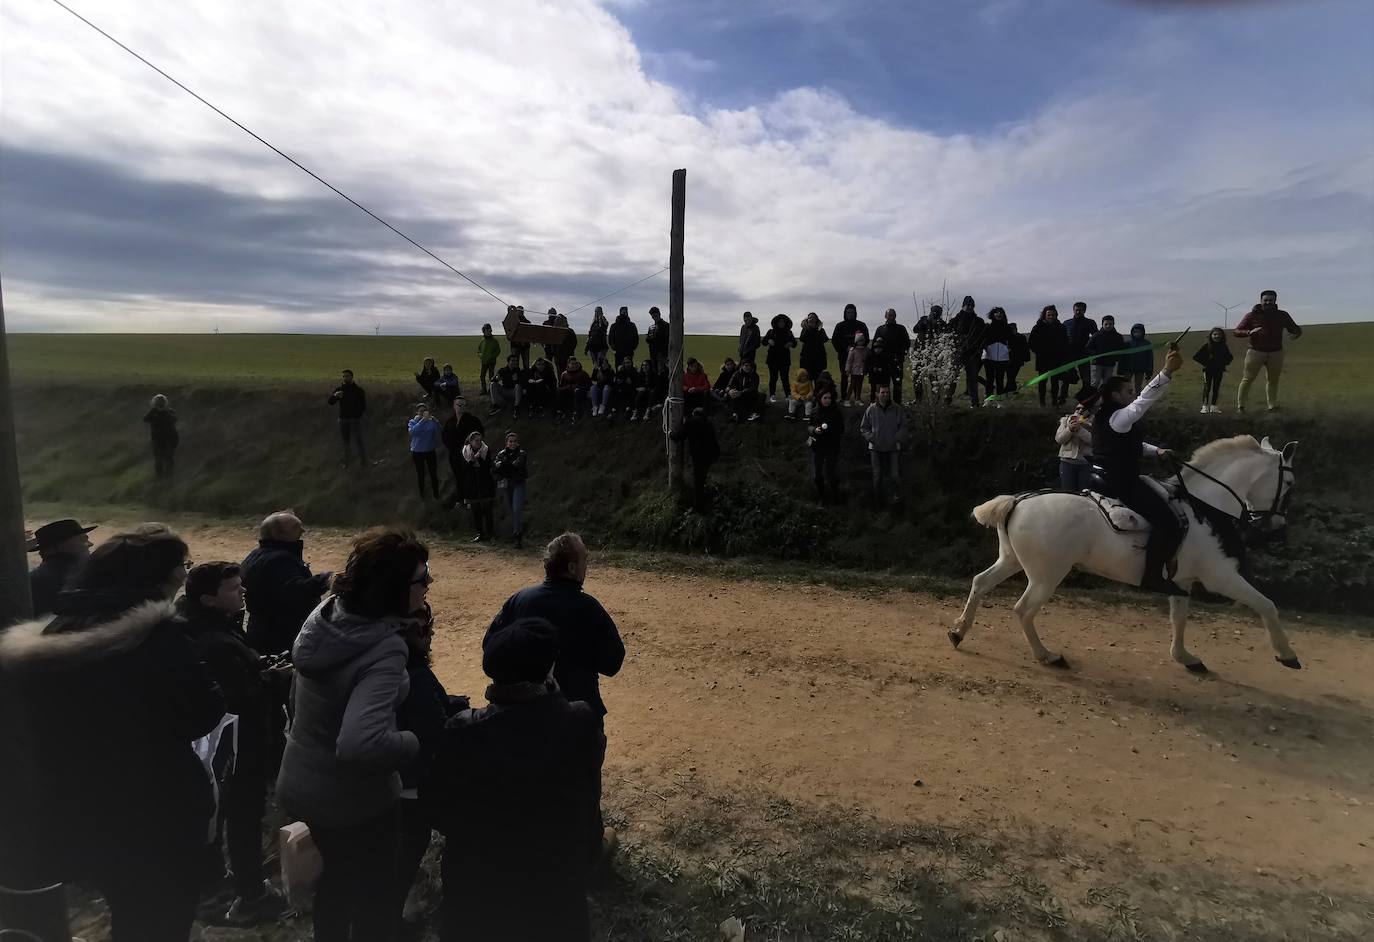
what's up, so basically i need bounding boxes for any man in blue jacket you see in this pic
[241,511,333,658]
[485,533,624,717]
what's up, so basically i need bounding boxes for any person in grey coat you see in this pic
[859,385,907,505]
[276,527,432,942]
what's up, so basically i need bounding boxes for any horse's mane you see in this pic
[1188,434,1262,468]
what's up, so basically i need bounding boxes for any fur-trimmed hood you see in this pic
[0,599,177,673]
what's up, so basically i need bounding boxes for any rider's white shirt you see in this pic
[1107,370,1169,457]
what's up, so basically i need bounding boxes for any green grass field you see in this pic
[10,322,1371,413]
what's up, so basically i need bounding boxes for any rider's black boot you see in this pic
[1141,535,1188,596]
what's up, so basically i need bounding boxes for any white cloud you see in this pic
[1,0,1369,335]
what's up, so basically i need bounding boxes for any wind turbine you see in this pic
[1212,300,1244,329]
[374,323,381,338]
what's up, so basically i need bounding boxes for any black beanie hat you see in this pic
[482,617,559,684]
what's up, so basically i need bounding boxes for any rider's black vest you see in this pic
[1093,400,1143,490]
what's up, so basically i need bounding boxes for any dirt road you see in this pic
[63,518,1374,936]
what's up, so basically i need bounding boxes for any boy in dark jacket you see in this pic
[608,307,640,366]
[1121,323,1154,393]
[726,359,762,422]
[1193,327,1235,413]
[646,307,670,370]
[1084,315,1124,387]
[830,303,868,402]
[442,399,485,508]
[182,562,289,925]
[737,311,762,364]
[424,617,606,942]
[492,355,524,417]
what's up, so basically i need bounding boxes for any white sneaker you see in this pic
[1211,404,1221,413]
[1200,404,1210,414]
[769,395,777,403]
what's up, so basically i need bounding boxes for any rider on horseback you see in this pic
[1090,344,1188,596]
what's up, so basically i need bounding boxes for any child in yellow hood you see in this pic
[786,368,815,420]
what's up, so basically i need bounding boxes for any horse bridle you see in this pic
[1175,453,1294,535]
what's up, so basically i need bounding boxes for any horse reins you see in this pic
[1172,453,1293,535]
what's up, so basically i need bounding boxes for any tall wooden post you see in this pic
[666,169,686,491]
[0,282,72,940]
[0,285,29,624]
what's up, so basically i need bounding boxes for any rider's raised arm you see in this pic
[1107,370,1171,434]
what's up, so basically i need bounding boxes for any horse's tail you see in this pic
[972,495,1017,529]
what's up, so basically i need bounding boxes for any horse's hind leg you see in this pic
[1014,569,1070,668]
[951,530,1022,648]
[1169,595,1208,673]
[1201,570,1300,668]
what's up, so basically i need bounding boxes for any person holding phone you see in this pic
[407,404,442,500]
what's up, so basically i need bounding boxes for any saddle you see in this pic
[1082,477,1189,534]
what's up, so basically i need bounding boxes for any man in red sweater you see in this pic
[1233,289,1302,412]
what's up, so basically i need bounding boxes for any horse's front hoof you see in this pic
[1276,656,1302,670]
[1045,654,1070,669]
[1185,660,1210,674]
[947,631,963,649]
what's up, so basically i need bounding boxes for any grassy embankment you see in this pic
[10,323,1374,612]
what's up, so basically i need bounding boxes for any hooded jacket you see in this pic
[608,313,640,358]
[762,326,798,367]
[0,595,225,882]
[1120,325,1155,375]
[276,597,419,829]
[830,311,868,362]
[798,322,830,376]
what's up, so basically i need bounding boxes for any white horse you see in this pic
[951,435,1299,673]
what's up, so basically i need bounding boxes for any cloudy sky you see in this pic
[1,0,1371,334]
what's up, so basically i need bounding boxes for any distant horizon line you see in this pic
[9,319,1371,338]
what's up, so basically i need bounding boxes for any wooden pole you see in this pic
[0,281,72,939]
[0,282,30,624]
[666,168,686,491]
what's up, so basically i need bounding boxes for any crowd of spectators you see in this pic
[7,517,623,942]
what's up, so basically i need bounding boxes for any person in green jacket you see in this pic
[477,324,502,397]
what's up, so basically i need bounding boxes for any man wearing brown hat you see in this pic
[27,519,96,616]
